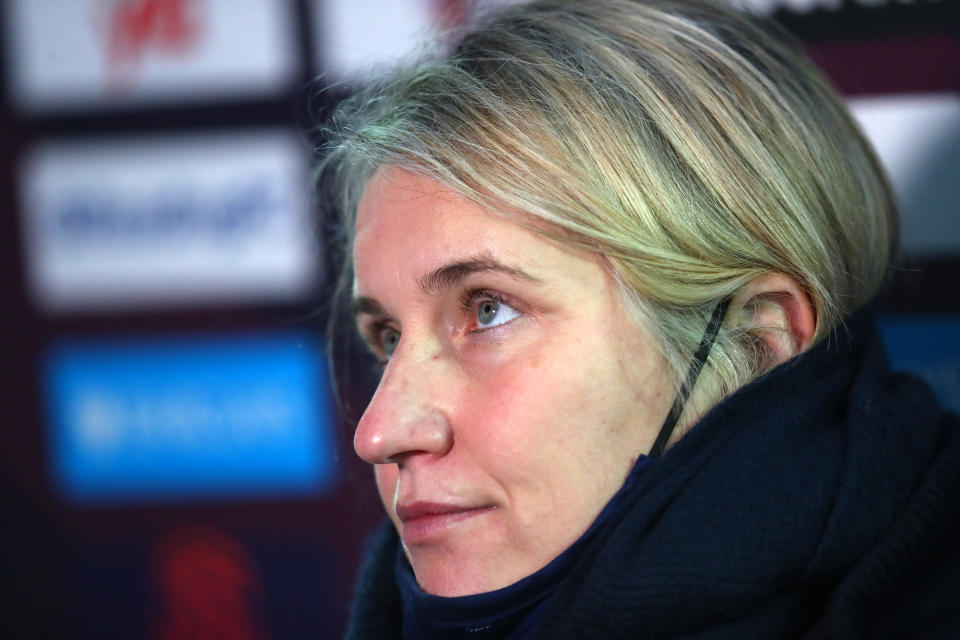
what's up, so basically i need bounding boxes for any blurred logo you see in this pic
[104,0,206,88]
[5,0,295,112]
[20,130,317,312]
[51,179,279,244]
[151,525,268,640]
[45,333,339,504]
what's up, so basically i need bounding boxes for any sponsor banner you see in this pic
[20,129,317,313]
[314,0,439,81]
[881,316,960,413]
[315,0,523,80]
[3,0,297,113]
[44,333,339,504]
[849,93,960,258]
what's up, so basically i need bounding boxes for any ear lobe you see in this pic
[730,273,818,369]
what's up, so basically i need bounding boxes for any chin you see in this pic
[416,570,492,598]
[409,551,503,597]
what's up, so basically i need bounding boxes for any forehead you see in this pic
[352,167,592,294]
[355,167,513,249]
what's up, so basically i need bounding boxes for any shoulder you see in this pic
[814,412,960,639]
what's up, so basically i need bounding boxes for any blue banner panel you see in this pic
[881,315,960,413]
[45,333,339,504]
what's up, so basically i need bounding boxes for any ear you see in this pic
[729,273,818,368]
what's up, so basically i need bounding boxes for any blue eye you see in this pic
[380,327,401,358]
[476,299,521,328]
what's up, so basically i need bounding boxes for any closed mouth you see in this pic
[396,502,496,543]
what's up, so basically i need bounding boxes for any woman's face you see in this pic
[352,167,674,596]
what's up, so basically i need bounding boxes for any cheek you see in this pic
[374,465,400,520]
[464,336,648,467]
[457,355,638,532]
[458,355,593,465]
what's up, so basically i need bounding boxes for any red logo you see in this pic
[150,525,269,640]
[101,0,205,88]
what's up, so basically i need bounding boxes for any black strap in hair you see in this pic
[648,298,731,459]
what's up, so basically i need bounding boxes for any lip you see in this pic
[396,501,494,544]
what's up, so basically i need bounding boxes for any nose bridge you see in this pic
[353,333,454,464]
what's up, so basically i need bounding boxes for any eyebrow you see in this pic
[351,255,542,319]
[417,255,543,294]
[351,296,387,318]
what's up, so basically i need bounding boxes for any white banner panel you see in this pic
[849,93,960,258]
[3,0,297,113]
[315,0,437,81]
[20,129,318,313]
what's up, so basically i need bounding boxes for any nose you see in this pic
[353,346,454,465]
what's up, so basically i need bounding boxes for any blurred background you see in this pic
[0,0,957,638]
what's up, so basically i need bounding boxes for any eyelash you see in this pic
[363,287,520,366]
[459,288,514,332]
[363,321,397,363]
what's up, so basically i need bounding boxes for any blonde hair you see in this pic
[317,0,898,429]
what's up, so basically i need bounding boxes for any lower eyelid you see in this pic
[469,309,523,334]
